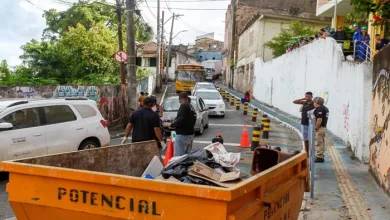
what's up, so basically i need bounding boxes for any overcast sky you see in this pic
[0,0,228,67]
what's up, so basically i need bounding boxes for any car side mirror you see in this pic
[204,106,209,111]
[0,122,13,130]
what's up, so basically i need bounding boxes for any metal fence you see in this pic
[308,109,316,199]
[335,40,377,62]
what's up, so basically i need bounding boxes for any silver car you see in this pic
[161,96,209,135]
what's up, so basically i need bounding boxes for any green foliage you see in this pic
[137,67,153,81]
[0,60,11,77]
[343,26,354,40]
[264,21,317,57]
[1,0,154,86]
[348,0,390,29]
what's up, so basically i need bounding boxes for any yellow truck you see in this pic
[175,64,206,93]
[0,141,309,220]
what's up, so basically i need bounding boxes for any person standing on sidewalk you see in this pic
[313,97,329,163]
[293,92,315,156]
[121,97,166,149]
[163,92,196,156]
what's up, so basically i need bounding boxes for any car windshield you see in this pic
[177,71,204,82]
[163,98,198,112]
[196,91,221,100]
[196,84,215,90]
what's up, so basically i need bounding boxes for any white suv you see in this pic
[0,98,110,162]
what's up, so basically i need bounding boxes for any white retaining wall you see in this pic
[253,38,373,163]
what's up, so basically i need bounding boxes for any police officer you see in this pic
[122,97,166,149]
[313,97,329,163]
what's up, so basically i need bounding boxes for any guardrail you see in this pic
[335,40,376,62]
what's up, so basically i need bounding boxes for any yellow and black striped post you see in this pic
[243,103,248,115]
[235,99,241,110]
[221,91,226,99]
[252,108,258,122]
[251,126,261,151]
[230,97,235,105]
[262,118,271,139]
[226,93,230,101]
[261,114,268,130]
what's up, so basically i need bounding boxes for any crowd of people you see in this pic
[122,91,197,158]
[286,23,389,61]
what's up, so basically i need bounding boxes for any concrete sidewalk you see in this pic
[218,84,390,220]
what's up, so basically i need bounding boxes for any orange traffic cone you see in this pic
[239,125,250,148]
[164,139,174,166]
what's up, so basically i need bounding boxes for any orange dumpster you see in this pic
[0,141,309,220]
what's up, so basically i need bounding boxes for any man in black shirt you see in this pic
[122,97,165,149]
[293,92,315,157]
[163,92,196,156]
[313,97,329,163]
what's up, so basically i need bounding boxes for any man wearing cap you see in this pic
[163,92,197,156]
[121,97,166,149]
[352,23,361,41]
[334,26,347,41]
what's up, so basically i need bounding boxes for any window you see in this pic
[136,57,142,66]
[44,105,76,124]
[149,58,157,67]
[196,91,222,100]
[0,108,40,130]
[199,98,207,111]
[163,98,198,112]
[74,105,97,118]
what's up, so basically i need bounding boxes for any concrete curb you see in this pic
[220,87,305,152]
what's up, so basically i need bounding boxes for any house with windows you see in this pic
[224,0,330,93]
[136,42,158,75]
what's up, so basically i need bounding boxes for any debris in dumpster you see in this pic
[141,156,164,179]
[203,142,241,167]
[188,171,241,188]
[191,160,241,182]
[251,147,301,175]
[144,174,155,179]
[161,143,243,187]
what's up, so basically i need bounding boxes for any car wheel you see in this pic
[221,114,225,118]
[78,140,99,150]
[196,121,204,135]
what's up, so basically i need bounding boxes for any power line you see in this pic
[147,0,228,2]
[140,6,229,10]
[24,0,44,11]
[177,18,207,34]
[144,0,157,18]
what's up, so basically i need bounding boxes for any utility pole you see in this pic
[116,0,127,127]
[156,0,161,92]
[160,11,164,87]
[125,0,137,112]
[165,12,175,81]
[229,0,236,89]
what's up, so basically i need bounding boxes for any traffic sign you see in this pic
[114,51,128,63]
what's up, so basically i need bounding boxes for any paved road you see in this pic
[0,83,301,219]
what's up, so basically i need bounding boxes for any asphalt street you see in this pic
[0,83,302,219]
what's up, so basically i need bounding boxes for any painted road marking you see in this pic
[209,124,253,127]
[160,84,170,105]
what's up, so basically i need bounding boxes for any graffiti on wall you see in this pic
[0,87,45,99]
[53,86,100,103]
[139,78,148,93]
[343,103,350,132]
[322,89,329,105]
[0,85,124,127]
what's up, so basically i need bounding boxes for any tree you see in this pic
[349,0,390,29]
[264,21,317,57]
[0,60,11,77]
[16,0,154,85]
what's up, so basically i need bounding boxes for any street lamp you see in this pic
[165,29,188,82]
[173,30,188,39]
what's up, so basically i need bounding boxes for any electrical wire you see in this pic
[140,6,229,10]
[24,0,44,11]
[144,0,158,19]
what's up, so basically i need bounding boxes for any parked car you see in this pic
[191,82,217,96]
[161,96,209,135]
[0,98,110,162]
[193,89,225,117]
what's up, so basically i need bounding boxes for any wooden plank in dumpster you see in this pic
[0,139,309,220]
